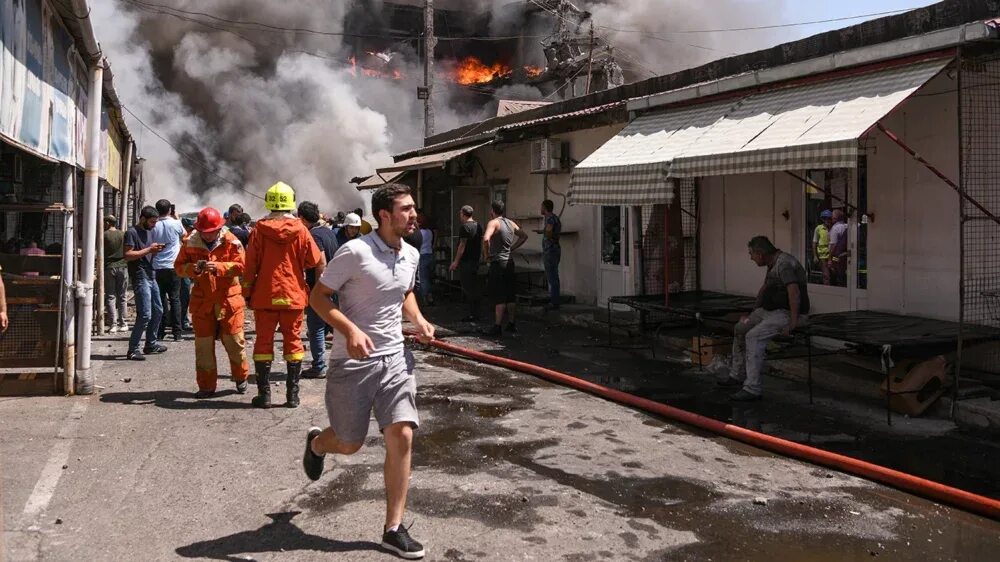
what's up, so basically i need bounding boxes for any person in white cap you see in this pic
[336,212,364,247]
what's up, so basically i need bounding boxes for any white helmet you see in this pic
[343,213,363,227]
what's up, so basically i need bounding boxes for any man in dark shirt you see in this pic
[719,236,809,401]
[124,206,168,361]
[299,201,337,378]
[449,205,483,321]
[540,199,562,311]
[103,215,128,333]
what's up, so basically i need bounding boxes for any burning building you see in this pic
[344,0,625,103]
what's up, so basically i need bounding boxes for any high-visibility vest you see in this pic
[814,224,831,259]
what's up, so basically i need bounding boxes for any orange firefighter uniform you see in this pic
[175,230,249,392]
[243,213,322,364]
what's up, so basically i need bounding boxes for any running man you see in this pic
[304,183,434,559]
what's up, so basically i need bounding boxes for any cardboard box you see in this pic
[691,336,728,366]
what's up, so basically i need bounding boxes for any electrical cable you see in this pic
[121,106,265,200]
[597,9,911,35]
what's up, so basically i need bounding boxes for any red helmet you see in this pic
[194,207,225,233]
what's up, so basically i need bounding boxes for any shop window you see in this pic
[804,169,849,288]
[601,205,622,265]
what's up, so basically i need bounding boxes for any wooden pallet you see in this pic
[0,371,63,396]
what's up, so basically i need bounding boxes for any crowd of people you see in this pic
[102,182,434,557]
[811,208,850,286]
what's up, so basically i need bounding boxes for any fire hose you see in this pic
[405,331,1000,521]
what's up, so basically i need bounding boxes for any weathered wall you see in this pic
[473,123,626,304]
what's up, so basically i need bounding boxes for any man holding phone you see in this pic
[175,207,249,398]
[124,206,167,361]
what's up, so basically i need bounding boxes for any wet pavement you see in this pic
[424,303,1000,501]
[1,313,999,561]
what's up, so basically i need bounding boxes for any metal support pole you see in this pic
[75,61,104,395]
[807,334,813,405]
[96,183,104,335]
[60,165,76,395]
[119,141,133,229]
[423,0,436,139]
[877,122,1000,226]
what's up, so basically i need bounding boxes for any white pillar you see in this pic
[61,165,76,395]
[75,61,103,395]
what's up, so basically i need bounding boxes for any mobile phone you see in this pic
[197,259,207,270]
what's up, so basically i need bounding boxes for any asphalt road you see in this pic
[3,329,999,561]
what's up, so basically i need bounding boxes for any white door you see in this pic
[801,163,868,314]
[598,205,632,306]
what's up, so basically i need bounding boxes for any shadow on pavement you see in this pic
[175,512,381,560]
[100,389,254,410]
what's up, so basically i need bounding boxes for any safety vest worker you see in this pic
[175,207,249,398]
[243,181,323,408]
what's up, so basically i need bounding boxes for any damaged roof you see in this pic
[418,0,1000,151]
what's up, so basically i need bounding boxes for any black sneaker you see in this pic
[172,333,182,342]
[194,389,214,399]
[303,427,325,481]
[143,344,168,354]
[482,325,502,337]
[381,524,425,559]
[716,377,742,388]
[302,366,327,379]
[729,389,763,402]
[126,350,145,361]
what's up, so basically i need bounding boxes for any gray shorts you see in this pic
[325,349,419,444]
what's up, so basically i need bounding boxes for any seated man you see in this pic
[719,236,809,401]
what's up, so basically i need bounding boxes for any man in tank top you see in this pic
[481,199,528,337]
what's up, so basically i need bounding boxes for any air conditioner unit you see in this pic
[446,155,473,177]
[530,138,567,174]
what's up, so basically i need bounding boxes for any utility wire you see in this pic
[122,0,549,41]
[121,106,265,200]
[597,9,910,35]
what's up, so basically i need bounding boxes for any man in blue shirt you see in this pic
[541,199,562,311]
[151,199,187,341]
[124,206,167,360]
[298,201,338,378]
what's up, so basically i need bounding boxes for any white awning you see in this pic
[377,141,491,174]
[570,58,950,205]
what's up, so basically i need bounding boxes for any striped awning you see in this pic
[570,58,950,205]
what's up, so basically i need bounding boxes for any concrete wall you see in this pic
[472,124,625,304]
[698,71,961,320]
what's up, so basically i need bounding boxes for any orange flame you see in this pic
[347,55,404,80]
[454,56,510,85]
[524,65,544,78]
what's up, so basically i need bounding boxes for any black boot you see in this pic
[286,362,302,408]
[251,361,271,408]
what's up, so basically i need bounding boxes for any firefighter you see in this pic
[175,207,249,398]
[243,181,323,408]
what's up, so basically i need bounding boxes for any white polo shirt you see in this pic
[319,232,419,360]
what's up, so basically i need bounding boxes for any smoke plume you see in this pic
[90,0,789,214]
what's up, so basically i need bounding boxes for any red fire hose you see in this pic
[408,332,1000,521]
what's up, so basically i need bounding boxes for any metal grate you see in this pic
[960,50,1000,329]
[638,178,698,295]
[959,48,1000,382]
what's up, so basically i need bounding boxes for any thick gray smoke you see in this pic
[90,0,788,214]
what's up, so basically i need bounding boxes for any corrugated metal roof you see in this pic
[356,170,407,190]
[378,141,493,174]
[392,101,627,161]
